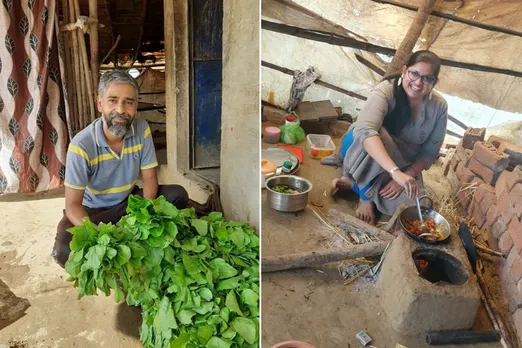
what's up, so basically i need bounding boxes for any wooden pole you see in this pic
[371,0,522,40]
[262,21,522,78]
[88,0,99,97]
[61,0,76,131]
[384,0,437,77]
[68,0,83,129]
[262,241,390,273]
[100,34,121,65]
[73,0,96,124]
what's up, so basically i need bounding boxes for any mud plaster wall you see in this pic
[220,0,261,231]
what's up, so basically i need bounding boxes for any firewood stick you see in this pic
[475,243,505,258]
[68,0,83,129]
[477,260,516,348]
[73,0,96,124]
[384,204,407,233]
[328,209,395,241]
[262,241,389,273]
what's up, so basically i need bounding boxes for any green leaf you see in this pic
[225,290,243,316]
[164,246,176,265]
[182,254,202,275]
[219,308,230,323]
[206,337,232,348]
[116,245,131,265]
[106,247,117,259]
[153,296,178,333]
[214,227,229,241]
[191,219,208,236]
[240,289,259,307]
[177,310,196,325]
[230,229,246,248]
[165,221,178,239]
[230,317,257,344]
[217,276,243,291]
[207,212,223,222]
[210,258,238,280]
[198,288,213,301]
[197,325,215,342]
[82,245,106,270]
[69,226,93,251]
[128,242,147,259]
[221,328,236,339]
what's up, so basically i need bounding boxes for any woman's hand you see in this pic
[379,179,404,200]
[391,170,418,199]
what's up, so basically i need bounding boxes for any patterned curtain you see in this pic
[0,0,69,194]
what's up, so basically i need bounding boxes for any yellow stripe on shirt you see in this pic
[141,162,158,170]
[69,145,89,161]
[90,153,115,165]
[64,181,86,190]
[123,144,143,155]
[87,180,137,195]
[144,127,151,138]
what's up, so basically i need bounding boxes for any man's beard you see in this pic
[104,111,132,137]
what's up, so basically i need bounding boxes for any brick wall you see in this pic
[445,127,522,342]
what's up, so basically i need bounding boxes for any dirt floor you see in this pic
[0,195,142,348]
[261,121,505,348]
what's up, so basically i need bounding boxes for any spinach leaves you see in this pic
[65,195,260,347]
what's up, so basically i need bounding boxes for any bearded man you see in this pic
[52,70,188,268]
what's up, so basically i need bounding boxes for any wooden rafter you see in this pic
[371,0,522,39]
[261,20,522,78]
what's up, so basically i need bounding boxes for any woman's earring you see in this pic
[398,77,402,86]
[429,91,433,100]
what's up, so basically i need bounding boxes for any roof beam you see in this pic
[371,0,522,39]
[262,20,522,78]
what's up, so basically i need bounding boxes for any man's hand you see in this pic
[379,179,404,200]
[65,187,89,226]
[141,167,158,200]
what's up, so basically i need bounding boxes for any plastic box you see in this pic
[306,134,336,159]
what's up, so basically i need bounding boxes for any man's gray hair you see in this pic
[98,70,140,98]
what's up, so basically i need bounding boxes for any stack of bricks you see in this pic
[444,127,522,341]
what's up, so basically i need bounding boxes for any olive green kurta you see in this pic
[343,80,448,215]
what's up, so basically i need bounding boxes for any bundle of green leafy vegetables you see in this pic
[64,194,260,348]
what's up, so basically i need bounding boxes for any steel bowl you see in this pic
[399,196,451,244]
[265,175,312,212]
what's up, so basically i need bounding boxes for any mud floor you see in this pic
[0,196,142,348]
[261,121,503,348]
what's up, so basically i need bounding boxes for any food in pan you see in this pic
[404,218,444,240]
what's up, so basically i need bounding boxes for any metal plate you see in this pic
[261,148,300,175]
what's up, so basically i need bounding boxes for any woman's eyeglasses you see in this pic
[407,70,437,85]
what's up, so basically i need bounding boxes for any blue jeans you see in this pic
[339,129,377,201]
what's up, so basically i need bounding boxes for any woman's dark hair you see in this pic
[382,50,442,136]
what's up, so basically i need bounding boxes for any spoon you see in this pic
[415,196,430,235]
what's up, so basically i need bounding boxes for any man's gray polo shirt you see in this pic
[64,117,158,208]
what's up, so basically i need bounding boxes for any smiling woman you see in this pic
[325,50,448,225]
